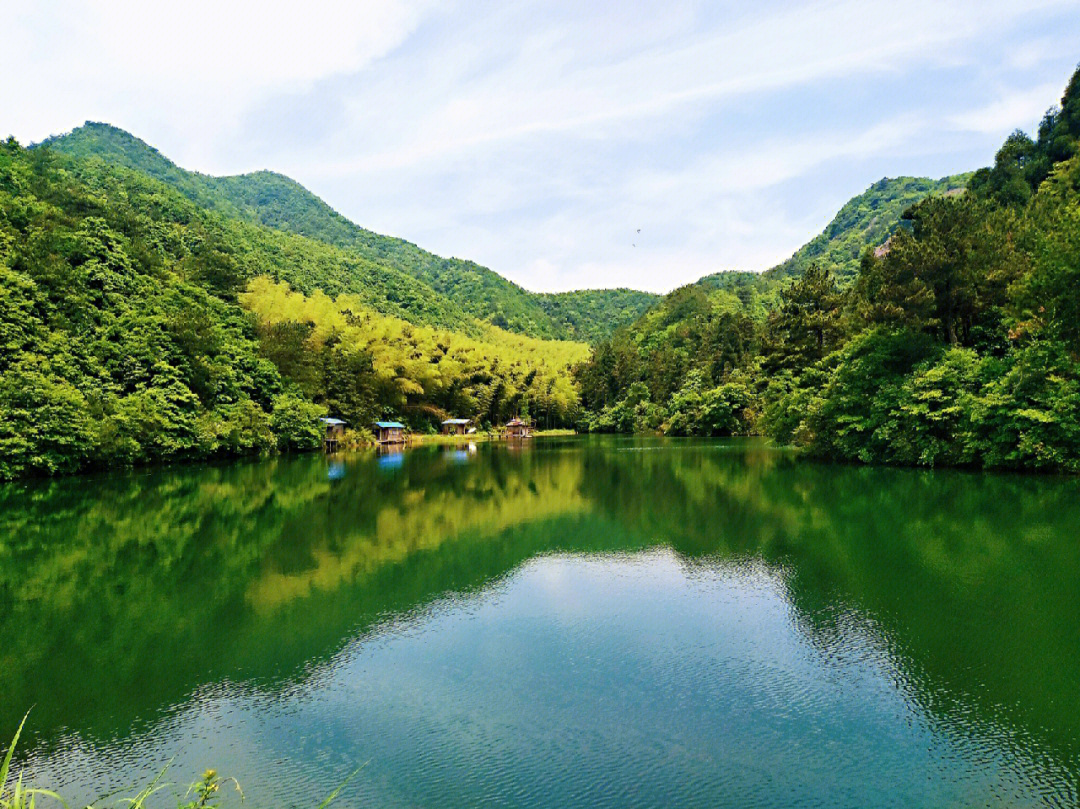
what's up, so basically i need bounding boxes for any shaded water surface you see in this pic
[1,437,1078,808]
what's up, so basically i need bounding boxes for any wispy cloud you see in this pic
[948,82,1062,136]
[296,0,1069,175]
[2,0,1078,292]
[0,0,431,146]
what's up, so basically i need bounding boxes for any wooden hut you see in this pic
[505,417,532,439]
[320,417,347,452]
[441,418,471,436]
[374,420,407,444]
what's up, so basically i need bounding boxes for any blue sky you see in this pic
[3,1,1079,293]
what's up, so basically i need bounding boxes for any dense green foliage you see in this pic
[41,123,658,340]
[968,67,1080,208]
[533,288,660,343]
[29,128,478,330]
[0,139,582,478]
[575,64,1080,473]
[761,173,971,282]
[0,139,329,479]
[575,281,769,434]
[242,277,586,432]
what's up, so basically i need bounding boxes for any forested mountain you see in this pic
[0,138,588,479]
[575,64,1080,473]
[39,123,972,345]
[40,123,658,340]
[534,288,664,344]
[766,174,971,282]
[662,174,973,327]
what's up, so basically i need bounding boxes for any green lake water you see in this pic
[2,436,1079,808]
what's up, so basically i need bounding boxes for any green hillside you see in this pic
[764,173,972,281]
[39,123,658,340]
[30,130,476,331]
[574,64,1080,472]
[535,288,663,344]
[0,137,594,479]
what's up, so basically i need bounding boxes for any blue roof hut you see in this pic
[374,421,407,444]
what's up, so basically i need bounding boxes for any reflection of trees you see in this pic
[245,449,591,611]
[0,447,602,749]
[2,438,1078,779]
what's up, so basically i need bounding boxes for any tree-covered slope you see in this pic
[40,123,658,340]
[535,288,662,344]
[0,137,589,479]
[763,173,972,281]
[31,129,476,331]
[241,277,587,432]
[574,63,1080,472]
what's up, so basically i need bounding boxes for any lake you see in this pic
[2,436,1078,808]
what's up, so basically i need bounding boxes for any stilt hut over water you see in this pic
[320,417,347,452]
[505,417,532,439]
[374,421,407,444]
[441,418,471,436]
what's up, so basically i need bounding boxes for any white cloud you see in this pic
[298,0,1066,176]
[3,0,1079,293]
[626,115,930,199]
[0,0,432,149]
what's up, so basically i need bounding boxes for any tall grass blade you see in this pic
[313,762,368,809]
[118,763,170,809]
[1,712,29,794]
[13,770,24,808]
[24,789,66,809]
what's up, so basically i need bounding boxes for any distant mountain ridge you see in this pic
[38,123,658,342]
[38,123,974,344]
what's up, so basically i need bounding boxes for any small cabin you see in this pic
[374,420,407,444]
[505,417,532,439]
[320,417,347,452]
[441,418,471,436]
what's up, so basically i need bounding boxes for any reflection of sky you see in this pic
[21,552,1070,809]
[376,452,404,470]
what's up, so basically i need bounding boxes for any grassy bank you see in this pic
[394,428,578,447]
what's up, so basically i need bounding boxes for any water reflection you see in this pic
[1,437,1078,808]
[441,444,475,465]
[375,446,405,470]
